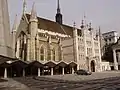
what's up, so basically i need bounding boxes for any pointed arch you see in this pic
[40,45,45,61]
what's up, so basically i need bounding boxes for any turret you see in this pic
[29,2,38,37]
[80,20,84,29]
[73,22,77,37]
[12,14,18,57]
[88,22,92,31]
[23,0,27,14]
[28,2,38,60]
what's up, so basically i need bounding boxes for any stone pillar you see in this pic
[72,67,74,74]
[27,35,30,61]
[73,25,79,63]
[4,68,7,78]
[23,69,25,77]
[59,38,63,61]
[117,52,120,65]
[38,68,40,76]
[62,67,65,75]
[16,38,20,58]
[77,64,79,70]
[113,49,118,70]
[51,67,53,75]
[36,35,39,60]
[30,37,36,60]
[91,31,95,57]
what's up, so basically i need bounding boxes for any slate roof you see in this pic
[26,14,74,37]
[0,55,17,64]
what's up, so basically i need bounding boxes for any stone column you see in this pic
[91,31,95,57]
[73,25,79,63]
[23,69,25,77]
[38,68,41,76]
[36,35,39,60]
[30,37,36,60]
[27,35,30,61]
[72,67,74,74]
[77,64,79,70]
[51,67,53,75]
[62,67,65,75]
[59,38,63,61]
[117,52,120,65]
[113,49,118,70]
[16,38,20,58]
[4,68,7,78]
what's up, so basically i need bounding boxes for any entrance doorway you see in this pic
[91,61,95,72]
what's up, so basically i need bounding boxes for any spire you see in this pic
[57,0,60,13]
[98,26,102,55]
[55,0,63,24]
[88,22,92,31]
[73,21,76,30]
[98,26,101,36]
[89,22,91,27]
[73,22,76,27]
[23,0,27,14]
[12,14,18,32]
[30,2,37,20]
[81,12,87,28]
[80,20,84,28]
[96,29,98,36]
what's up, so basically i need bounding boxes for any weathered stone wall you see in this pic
[0,0,13,57]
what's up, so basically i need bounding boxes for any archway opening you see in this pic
[91,60,95,72]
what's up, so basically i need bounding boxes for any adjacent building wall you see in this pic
[0,0,13,57]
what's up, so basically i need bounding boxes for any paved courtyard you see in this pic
[0,71,120,90]
[44,71,120,81]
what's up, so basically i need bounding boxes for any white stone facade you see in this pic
[62,24,102,72]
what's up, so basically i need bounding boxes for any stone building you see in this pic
[62,22,102,72]
[102,31,119,45]
[11,0,77,76]
[10,0,102,77]
[112,38,120,70]
[101,31,119,57]
[100,31,120,71]
[15,1,73,62]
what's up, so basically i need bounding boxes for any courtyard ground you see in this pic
[44,71,120,81]
[0,71,120,90]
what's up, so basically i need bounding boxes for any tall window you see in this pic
[47,49,51,61]
[40,46,44,61]
[52,49,55,61]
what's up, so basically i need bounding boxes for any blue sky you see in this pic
[8,0,120,33]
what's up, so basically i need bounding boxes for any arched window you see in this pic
[40,46,44,61]
[47,49,51,61]
[52,49,55,61]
